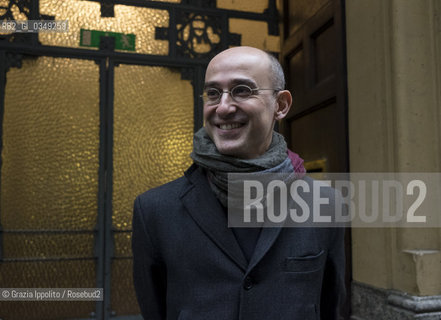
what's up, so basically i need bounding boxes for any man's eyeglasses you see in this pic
[200,84,280,105]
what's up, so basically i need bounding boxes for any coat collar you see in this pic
[180,164,284,273]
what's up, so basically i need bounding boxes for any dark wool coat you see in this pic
[132,164,345,320]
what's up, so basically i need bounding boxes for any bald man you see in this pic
[132,46,345,320]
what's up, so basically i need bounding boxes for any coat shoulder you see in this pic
[137,175,187,204]
[134,164,201,219]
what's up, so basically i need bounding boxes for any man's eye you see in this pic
[206,89,220,99]
[232,85,252,97]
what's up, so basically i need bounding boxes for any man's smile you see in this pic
[217,123,244,130]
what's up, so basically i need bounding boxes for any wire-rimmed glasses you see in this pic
[200,84,280,105]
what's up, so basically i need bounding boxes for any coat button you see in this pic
[243,276,253,290]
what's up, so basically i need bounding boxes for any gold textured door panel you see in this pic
[0,56,100,319]
[111,64,193,315]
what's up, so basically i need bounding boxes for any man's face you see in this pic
[203,48,279,159]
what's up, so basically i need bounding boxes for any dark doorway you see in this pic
[280,0,351,318]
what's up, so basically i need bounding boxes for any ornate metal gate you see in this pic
[0,1,279,318]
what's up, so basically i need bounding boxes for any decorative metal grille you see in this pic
[0,0,32,20]
[0,0,280,319]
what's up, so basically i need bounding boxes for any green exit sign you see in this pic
[80,29,136,51]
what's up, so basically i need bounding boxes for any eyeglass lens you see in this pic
[205,85,253,103]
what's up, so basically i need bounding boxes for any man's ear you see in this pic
[274,90,292,121]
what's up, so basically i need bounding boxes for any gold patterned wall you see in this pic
[113,65,193,231]
[0,0,280,318]
[39,0,170,54]
[111,64,193,315]
[230,18,280,52]
[217,0,270,13]
[0,56,99,319]
[1,57,100,230]
[37,0,280,55]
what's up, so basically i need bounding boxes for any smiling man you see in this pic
[202,46,291,159]
[132,46,345,320]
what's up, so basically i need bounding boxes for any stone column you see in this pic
[345,0,441,319]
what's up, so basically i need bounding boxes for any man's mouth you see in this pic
[218,123,243,130]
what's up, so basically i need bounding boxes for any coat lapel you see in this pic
[247,225,283,272]
[180,165,248,272]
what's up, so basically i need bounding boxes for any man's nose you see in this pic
[216,91,236,116]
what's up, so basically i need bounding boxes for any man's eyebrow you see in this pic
[204,78,257,89]
[203,81,219,89]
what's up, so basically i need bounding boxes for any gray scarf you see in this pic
[190,127,294,206]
